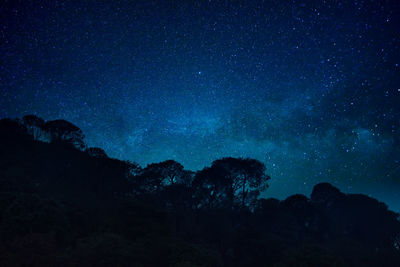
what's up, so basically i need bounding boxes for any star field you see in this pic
[1,0,400,210]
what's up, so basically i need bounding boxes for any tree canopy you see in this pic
[22,114,45,141]
[0,116,399,266]
[44,119,86,149]
[193,157,270,209]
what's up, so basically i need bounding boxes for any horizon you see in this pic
[3,113,400,213]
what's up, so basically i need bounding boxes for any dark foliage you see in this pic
[85,147,108,158]
[44,119,86,150]
[0,116,399,266]
[22,115,45,141]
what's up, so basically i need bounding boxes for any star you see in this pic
[1,0,399,210]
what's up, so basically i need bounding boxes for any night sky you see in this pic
[1,1,400,210]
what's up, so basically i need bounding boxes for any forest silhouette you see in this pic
[0,115,399,266]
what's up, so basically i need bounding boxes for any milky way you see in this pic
[1,1,400,210]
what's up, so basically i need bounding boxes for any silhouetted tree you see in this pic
[282,194,309,209]
[134,160,192,195]
[192,158,270,210]
[44,119,86,149]
[146,160,187,185]
[124,160,142,177]
[134,167,163,194]
[2,115,400,267]
[86,147,108,158]
[22,114,45,141]
[310,182,400,257]
[192,164,234,209]
[212,157,270,208]
[311,182,345,205]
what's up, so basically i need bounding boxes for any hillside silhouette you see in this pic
[0,116,399,266]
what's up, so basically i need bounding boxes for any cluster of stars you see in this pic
[1,0,399,210]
